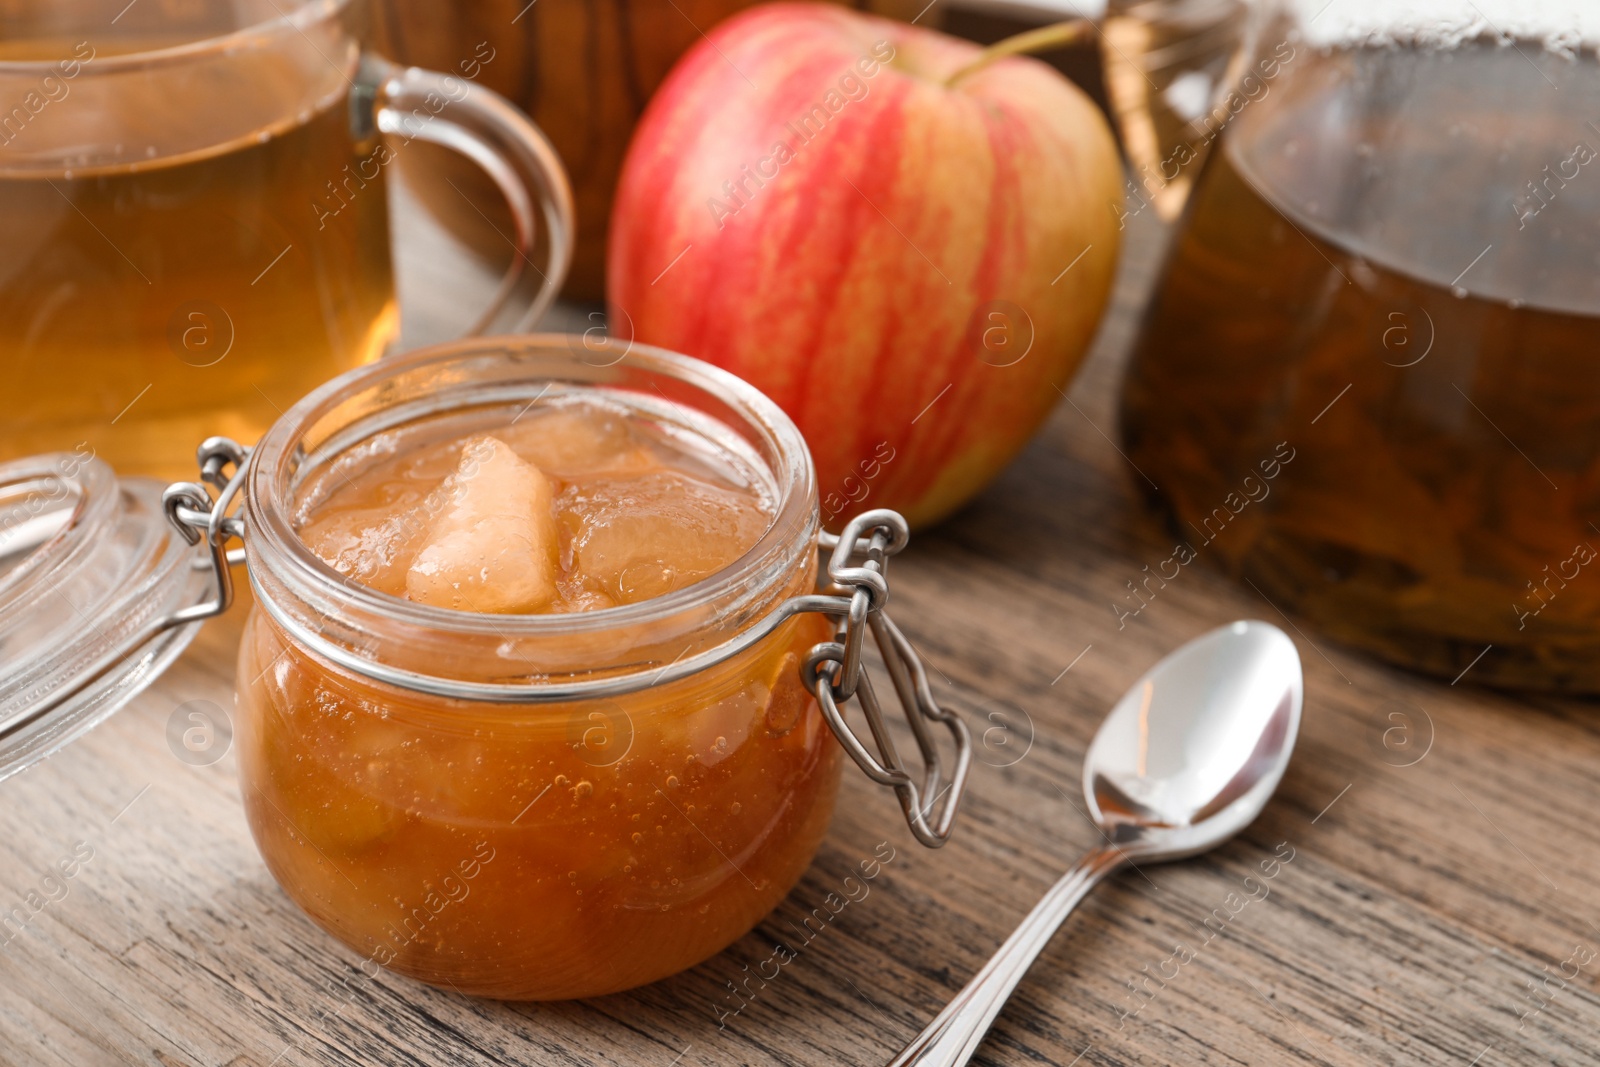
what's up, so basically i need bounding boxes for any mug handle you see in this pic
[368,59,575,335]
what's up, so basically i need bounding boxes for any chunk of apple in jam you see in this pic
[406,436,559,613]
[561,471,771,604]
[498,402,656,478]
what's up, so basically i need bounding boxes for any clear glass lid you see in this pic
[0,450,211,781]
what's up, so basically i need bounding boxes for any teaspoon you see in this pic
[889,620,1303,1067]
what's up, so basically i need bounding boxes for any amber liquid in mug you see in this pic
[0,38,395,478]
[1123,43,1600,687]
[237,398,839,998]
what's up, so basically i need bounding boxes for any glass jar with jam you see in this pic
[0,336,970,999]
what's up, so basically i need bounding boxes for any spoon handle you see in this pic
[887,846,1126,1067]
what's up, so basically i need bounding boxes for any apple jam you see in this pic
[234,348,840,999]
[296,402,774,614]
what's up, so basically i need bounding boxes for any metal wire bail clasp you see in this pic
[160,437,251,628]
[803,510,972,849]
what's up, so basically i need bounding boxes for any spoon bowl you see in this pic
[889,620,1303,1067]
[1087,619,1302,858]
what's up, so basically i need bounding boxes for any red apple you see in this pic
[608,2,1120,527]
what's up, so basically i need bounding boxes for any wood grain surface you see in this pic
[4,184,1599,1067]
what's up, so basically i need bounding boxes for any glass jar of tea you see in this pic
[1109,0,1600,690]
[0,0,574,481]
[0,336,970,998]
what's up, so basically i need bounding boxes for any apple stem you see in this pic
[943,19,1092,87]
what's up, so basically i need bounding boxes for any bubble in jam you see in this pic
[297,399,773,612]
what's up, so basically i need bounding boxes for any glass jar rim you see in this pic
[0,0,348,76]
[243,334,818,646]
[1284,0,1600,52]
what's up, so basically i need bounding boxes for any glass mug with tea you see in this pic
[1107,0,1600,690]
[0,0,573,480]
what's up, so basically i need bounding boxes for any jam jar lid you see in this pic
[0,450,216,782]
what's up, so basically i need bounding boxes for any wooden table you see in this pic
[6,184,1599,1067]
